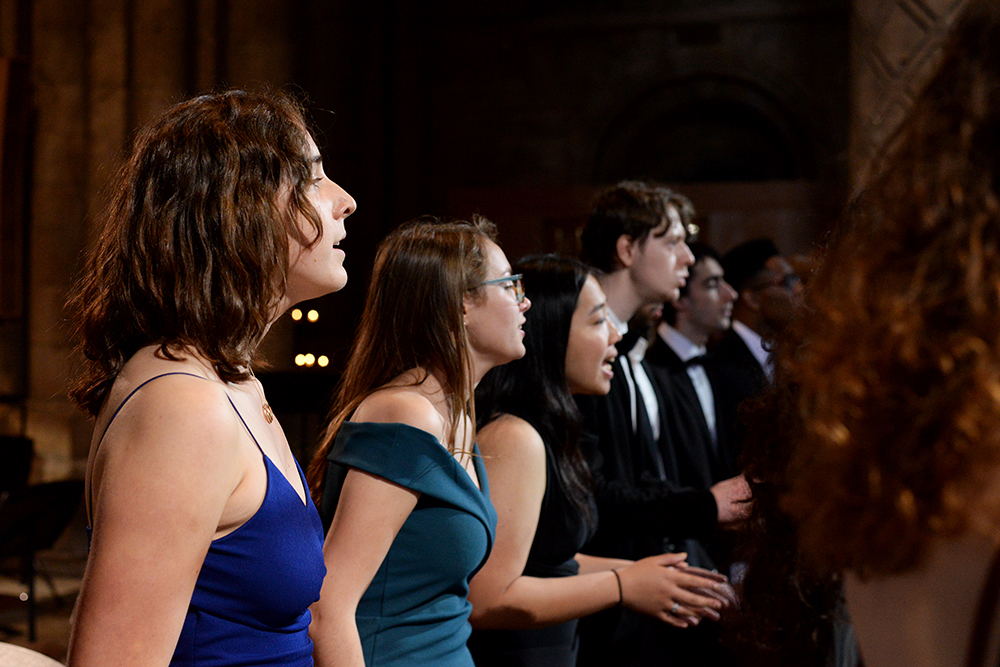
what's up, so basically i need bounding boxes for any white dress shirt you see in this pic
[609,308,660,442]
[731,319,772,380]
[658,323,718,446]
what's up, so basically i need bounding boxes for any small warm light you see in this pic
[290,309,303,321]
[19,592,28,602]
[304,353,316,366]
[317,355,329,368]
[294,354,306,366]
[307,309,319,322]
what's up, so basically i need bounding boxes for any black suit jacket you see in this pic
[709,327,769,459]
[645,337,738,485]
[576,343,718,562]
[576,341,733,667]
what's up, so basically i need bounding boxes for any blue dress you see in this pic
[91,373,327,667]
[319,421,497,667]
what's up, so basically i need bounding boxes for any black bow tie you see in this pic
[617,329,644,355]
[684,354,708,368]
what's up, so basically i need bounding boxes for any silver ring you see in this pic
[671,602,680,614]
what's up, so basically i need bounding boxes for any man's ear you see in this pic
[674,294,691,316]
[615,234,638,268]
[739,288,761,313]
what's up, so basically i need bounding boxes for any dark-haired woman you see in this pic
[66,90,356,667]
[307,217,528,667]
[466,255,734,667]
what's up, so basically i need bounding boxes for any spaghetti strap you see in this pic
[88,371,210,523]
[225,394,265,455]
[966,541,1000,667]
[94,372,210,451]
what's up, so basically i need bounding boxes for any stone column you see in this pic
[850,0,968,187]
[25,0,296,479]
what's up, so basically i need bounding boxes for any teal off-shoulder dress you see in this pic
[319,421,497,667]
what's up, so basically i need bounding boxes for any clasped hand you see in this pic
[617,552,736,628]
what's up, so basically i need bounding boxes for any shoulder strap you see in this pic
[224,394,264,455]
[966,540,1000,667]
[88,372,210,523]
[94,372,209,448]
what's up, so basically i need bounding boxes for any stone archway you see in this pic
[594,74,817,185]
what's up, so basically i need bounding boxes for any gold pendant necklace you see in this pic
[247,367,274,424]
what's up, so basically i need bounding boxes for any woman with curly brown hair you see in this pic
[66,89,356,667]
[771,1,1000,665]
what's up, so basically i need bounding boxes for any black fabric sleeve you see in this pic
[575,394,719,550]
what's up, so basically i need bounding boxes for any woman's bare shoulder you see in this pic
[477,413,544,459]
[352,385,448,443]
[94,347,242,461]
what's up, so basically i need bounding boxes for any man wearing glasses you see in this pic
[707,238,804,485]
[716,237,803,392]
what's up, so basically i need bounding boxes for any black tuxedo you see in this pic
[576,336,724,667]
[633,336,742,667]
[709,326,769,457]
[646,336,742,575]
[645,338,739,486]
[575,350,718,561]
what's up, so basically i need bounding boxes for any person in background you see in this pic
[468,254,733,667]
[307,217,527,667]
[648,242,742,501]
[574,181,750,667]
[644,243,744,667]
[716,238,802,393]
[66,89,356,667]
[710,238,803,485]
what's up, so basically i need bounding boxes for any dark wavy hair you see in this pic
[68,88,322,416]
[308,216,497,501]
[580,181,694,273]
[782,0,1000,577]
[475,254,598,529]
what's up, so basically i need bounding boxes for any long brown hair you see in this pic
[782,0,1000,577]
[68,88,322,417]
[307,216,498,501]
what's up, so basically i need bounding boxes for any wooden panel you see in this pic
[850,0,968,184]
[0,57,30,320]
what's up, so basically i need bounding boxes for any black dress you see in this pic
[468,434,597,667]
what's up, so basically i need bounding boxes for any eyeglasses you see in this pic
[752,272,801,292]
[479,273,525,304]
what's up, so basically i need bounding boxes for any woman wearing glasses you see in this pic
[466,255,734,667]
[307,217,530,667]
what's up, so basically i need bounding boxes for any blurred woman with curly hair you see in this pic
[769,1,1000,665]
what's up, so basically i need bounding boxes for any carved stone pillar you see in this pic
[850,0,968,187]
[25,0,295,478]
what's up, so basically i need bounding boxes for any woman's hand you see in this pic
[617,553,733,628]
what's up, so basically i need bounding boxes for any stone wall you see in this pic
[850,0,969,187]
[4,0,299,479]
